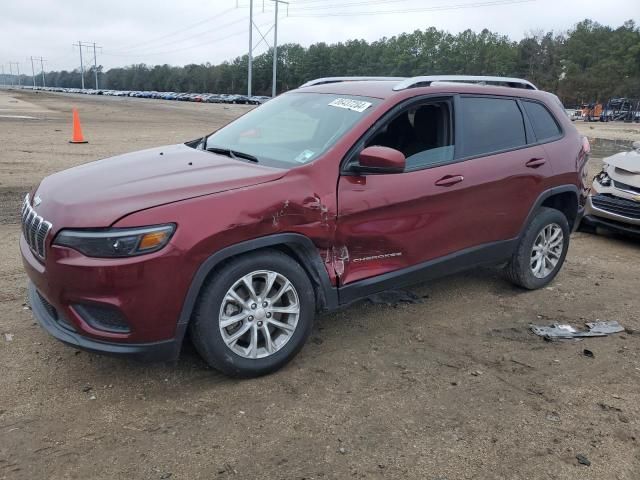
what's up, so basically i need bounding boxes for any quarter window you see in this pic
[459,97,526,157]
[522,100,561,142]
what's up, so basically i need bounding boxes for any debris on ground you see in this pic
[365,290,424,307]
[3,333,14,342]
[546,412,561,422]
[585,321,625,335]
[583,349,595,358]
[530,321,624,340]
[576,454,591,466]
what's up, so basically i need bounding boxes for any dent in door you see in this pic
[336,175,411,284]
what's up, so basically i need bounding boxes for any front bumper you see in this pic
[583,192,640,235]
[20,231,194,361]
[28,282,180,361]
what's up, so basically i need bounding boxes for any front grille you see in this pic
[613,180,640,195]
[21,195,52,260]
[592,193,640,220]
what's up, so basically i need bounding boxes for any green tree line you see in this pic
[19,19,640,106]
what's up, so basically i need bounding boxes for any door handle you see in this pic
[435,175,464,187]
[526,157,546,168]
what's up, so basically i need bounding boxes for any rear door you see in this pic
[453,96,553,240]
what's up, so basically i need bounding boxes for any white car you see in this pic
[583,141,640,235]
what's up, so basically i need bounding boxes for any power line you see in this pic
[288,0,419,10]
[112,6,237,52]
[101,21,272,59]
[109,15,248,55]
[287,0,535,16]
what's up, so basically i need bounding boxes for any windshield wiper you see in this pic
[206,146,259,163]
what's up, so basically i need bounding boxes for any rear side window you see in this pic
[459,97,526,157]
[522,100,562,141]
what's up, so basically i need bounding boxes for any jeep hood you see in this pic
[33,143,286,228]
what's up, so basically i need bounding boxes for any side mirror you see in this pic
[353,146,406,174]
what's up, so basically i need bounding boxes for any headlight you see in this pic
[54,224,175,258]
[595,169,611,187]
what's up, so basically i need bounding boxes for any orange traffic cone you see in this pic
[69,108,88,144]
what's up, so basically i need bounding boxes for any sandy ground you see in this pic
[1,89,639,480]
[575,121,640,142]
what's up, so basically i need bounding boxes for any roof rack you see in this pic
[392,75,537,91]
[299,76,405,88]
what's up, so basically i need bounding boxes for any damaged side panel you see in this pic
[121,167,342,287]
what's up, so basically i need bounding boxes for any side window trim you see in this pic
[340,94,456,175]
[519,99,565,145]
[454,94,530,162]
[516,98,536,144]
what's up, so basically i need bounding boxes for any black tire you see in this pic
[189,250,315,378]
[505,207,570,290]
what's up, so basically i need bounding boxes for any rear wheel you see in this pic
[189,250,315,377]
[505,207,570,290]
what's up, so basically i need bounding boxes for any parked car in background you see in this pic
[21,75,589,377]
[25,86,273,105]
[565,108,578,121]
[582,141,640,235]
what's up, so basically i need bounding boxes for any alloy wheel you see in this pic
[530,223,564,279]
[218,270,300,359]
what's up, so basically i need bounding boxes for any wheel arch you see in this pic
[173,233,338,349]
[519,185,581,237]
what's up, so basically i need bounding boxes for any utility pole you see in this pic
[40,57,46,87]
[9,62,20,87]
[74,41,85,89]
[1,65,5,87]
[92,42,99,89]
[30,57,47,87]
[248,0,253,97]
[271,0,288,98]
[30,57,36,88]
[74,41,101,90]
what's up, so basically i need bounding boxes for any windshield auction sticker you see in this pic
[328,98,372,113]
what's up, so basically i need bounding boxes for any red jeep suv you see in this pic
[21,75,589,377]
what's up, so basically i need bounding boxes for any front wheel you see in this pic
[505,207,570,290]
[189,250,315,377]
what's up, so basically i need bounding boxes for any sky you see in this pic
[0,0,637,75]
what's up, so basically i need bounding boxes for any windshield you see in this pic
[205,92,381,168]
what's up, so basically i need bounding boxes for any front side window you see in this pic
[459,97,526,158]
[522,100,562,142]
[205,92,381,169]
[365,100,454,170]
